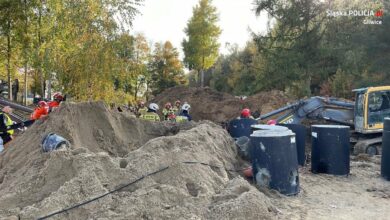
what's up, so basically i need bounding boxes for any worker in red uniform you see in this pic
[48,92,64,111]
[267,119,277,125]
[239,108,254,119]
[31,101,49,120]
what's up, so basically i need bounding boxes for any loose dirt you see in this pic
[269,156,390,220]
[0,102,275,220]
[151,87,292,123]
[0,101,388,220]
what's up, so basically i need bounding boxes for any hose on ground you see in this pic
[37,161,247,220]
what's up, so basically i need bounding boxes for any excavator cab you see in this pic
[353,86,390,134]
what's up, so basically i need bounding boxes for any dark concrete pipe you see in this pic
[311,125,350,175]
[278,124,307,166]
[381,118,390,180]
[250,129,300,195]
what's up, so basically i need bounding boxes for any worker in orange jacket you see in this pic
[48,92,64,111]
[31,101,49,120]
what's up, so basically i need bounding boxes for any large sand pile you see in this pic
[0,102,276,219]
[151,87,291,123]
[0,101,389,220]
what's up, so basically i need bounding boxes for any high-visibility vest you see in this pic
[140,112,160,122]
[138,107,148,116]
[175,115,188,122]
[162,108,175,120]
[1,113,14,135]
[172,106,181,115]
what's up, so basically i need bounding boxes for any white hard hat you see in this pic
[181,103,191,111]
[149,103,159,111]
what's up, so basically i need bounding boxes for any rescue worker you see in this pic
[137,101,148,117]
[239,108,254,119]
[33,95,42,104]
[31,101,49,120]
[0,106,15,146]
[48,92,64,111]
[162,102,175,121]
[172,100,181,115]
[267,119,277,125]
[140,103,160,122]
[176,103,192,122]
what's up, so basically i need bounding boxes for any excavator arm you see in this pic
[257,96,355,126]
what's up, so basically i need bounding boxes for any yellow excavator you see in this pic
[257,86,390,155]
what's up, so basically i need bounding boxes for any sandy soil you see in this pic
[269,155,390,220]
[0,101,388,220]
[151,87,292,123]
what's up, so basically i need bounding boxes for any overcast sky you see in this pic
[131,0,269,56]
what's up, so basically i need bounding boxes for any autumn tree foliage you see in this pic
[0,0,186,104]
[182,0,221,87]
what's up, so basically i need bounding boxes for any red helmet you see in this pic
[267,119,277,125]
[53,92,64,101]
[175,100,181,105]
[241,108,251,118]
[165,102,172,108]
[38,101,48,107]
[243,166,253,178]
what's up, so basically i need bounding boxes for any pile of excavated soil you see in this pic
[151,87,292,123]
[0,102,276,219]
[0,101,389,220]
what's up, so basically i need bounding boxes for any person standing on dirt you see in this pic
[137,101,148,117]
[176,103,192,122]
[0,106,15,148]
[31,101,49,120]
[238,108,254,119]
[162,102,175,121]
[140,103,160,122]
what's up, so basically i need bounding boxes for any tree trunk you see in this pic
[47,75,52,99]
[6,20,12,100]
[145,80,149,101]
[200,69,204,88]
[134,80,138,101]
[38,1,44,97]
[197,70,200,87]
[201,54,205,87]
[24,66,27,105]
[24,0,28,105]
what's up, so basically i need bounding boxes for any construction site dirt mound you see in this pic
[151,87,292,123]
[0,101,389,220]
[0,102,276,219]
